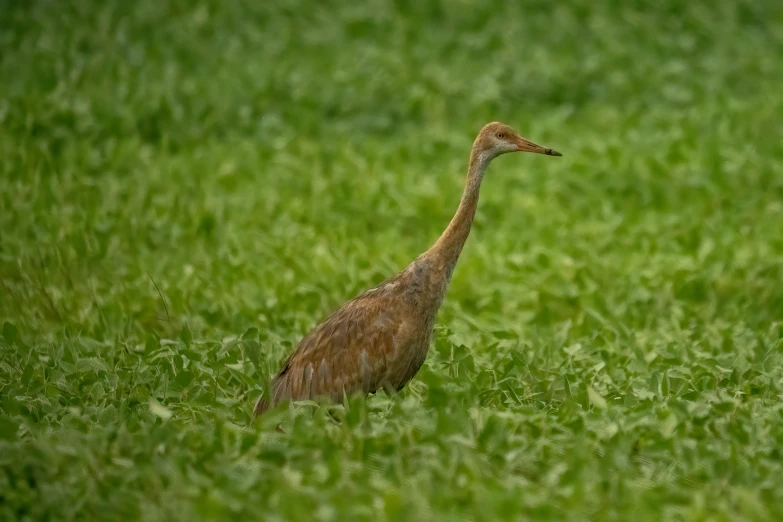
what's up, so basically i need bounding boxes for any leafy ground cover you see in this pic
[1,0,782,520]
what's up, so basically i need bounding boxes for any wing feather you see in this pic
[254,293,402,415]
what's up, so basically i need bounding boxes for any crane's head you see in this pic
[475,122,562,160]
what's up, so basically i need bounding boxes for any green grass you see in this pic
[2,0,783,520]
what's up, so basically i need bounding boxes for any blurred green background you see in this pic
[1,0,782,520]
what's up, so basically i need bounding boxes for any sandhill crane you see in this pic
[254,122,561,416]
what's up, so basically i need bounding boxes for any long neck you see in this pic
[425,147,491,276]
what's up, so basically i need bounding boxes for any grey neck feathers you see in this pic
[424,148,492,278]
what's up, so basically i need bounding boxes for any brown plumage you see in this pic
[254,122,561,416]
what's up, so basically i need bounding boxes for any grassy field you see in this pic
[2,0,783,520]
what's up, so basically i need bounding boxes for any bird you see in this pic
[254,122,561,417]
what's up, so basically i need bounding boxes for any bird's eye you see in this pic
[496,133,504,139]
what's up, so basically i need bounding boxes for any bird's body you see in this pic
[254,122,561,416]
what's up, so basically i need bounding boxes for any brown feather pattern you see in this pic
[254,122,560,417]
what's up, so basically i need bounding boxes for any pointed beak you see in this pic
[515,136,562,156]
